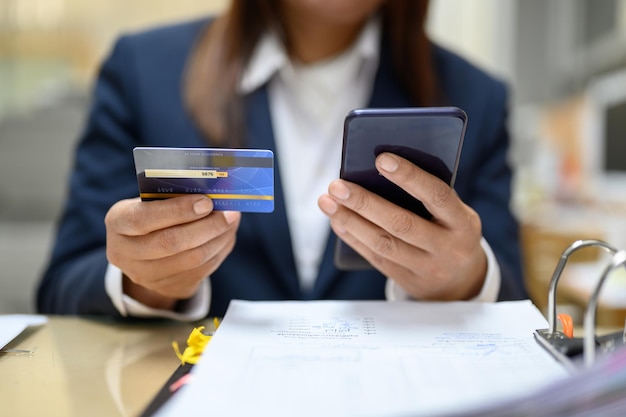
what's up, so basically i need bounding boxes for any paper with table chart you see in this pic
[156,300,568,417]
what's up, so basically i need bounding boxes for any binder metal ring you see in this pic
[547,239,618,335]
[584,249,626,367]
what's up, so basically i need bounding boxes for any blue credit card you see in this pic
[133,147,274,213]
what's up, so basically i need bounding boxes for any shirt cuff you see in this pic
[104,263,210,321]
[385,237,501,302]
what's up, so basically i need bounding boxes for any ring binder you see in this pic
[534,239,626,370]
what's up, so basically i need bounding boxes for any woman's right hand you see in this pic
[105,195,241,310]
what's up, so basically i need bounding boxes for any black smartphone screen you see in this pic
[334,107,467,270]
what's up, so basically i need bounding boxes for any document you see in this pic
[0,314,47,350]
[443,342,626,417]
[157,300,568,417]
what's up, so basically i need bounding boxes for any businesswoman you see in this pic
[37,0,527,319]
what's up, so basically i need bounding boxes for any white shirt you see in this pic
[105,18,501,319]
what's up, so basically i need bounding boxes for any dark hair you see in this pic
[184,0,437,146]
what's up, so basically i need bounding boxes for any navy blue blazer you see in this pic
[37,18,527,318]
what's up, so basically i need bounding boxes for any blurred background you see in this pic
[1,0,626,324]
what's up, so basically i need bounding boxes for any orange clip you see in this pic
[557,313,574,338]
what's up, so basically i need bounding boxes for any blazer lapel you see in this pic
[244,86,301,299]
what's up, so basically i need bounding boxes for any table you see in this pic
[0,316,213,417]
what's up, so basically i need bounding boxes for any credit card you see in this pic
[133,147,274,213]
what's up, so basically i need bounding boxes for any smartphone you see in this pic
[334,107,467,270]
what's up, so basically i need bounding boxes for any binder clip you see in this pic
[533,239,626,370]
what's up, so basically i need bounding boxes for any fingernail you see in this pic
[378,154,398,172]
[223,211,239,224]
[193,198,212,215]
[329,180,350,200]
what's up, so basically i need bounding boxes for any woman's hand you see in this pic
[318,152,486,301]
[105,195,240,310]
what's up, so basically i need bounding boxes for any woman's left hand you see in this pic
[318,152,486,301]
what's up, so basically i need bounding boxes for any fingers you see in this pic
[123,227,237,299]
[375,153,466,228]
[105,195,216,236]
[324,152,482,247]
[106,195,240,263]
[320,178,442,253]
[113,209,239,261]
[323,204,424,276]
[319,152,486,301]
[105,195,242,300]
[142,220,237,276]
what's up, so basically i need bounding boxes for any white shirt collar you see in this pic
[238,16,381,95]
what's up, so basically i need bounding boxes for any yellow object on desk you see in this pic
[172,318,220,365]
